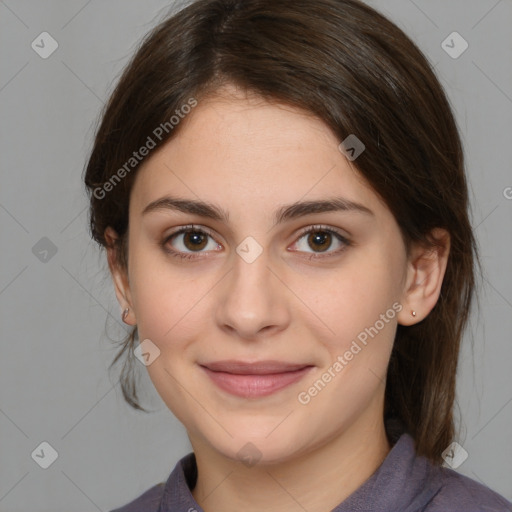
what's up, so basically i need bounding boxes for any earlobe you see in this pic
[104,227,135,325]
[397,228,450,326]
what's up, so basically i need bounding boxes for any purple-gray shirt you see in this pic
[110,428,512,512]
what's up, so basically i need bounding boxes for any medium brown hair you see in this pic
[84,0,478,464]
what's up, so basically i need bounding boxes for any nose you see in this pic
[214,245,291,341]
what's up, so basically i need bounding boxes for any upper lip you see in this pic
[201,360,312,375]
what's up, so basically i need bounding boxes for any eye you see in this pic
[162,224,351,261]
[162,224,221,260]
[289,225,351,259]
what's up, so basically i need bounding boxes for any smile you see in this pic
[200,360,314,398]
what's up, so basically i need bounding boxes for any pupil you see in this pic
[185,232,207,250]
[309,232,331,252]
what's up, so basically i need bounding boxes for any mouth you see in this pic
[199,360,314,398]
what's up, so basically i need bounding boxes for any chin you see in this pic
[196,416,314,467]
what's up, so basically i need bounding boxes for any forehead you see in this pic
[130,88,386,222]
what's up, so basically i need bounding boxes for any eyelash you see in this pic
[161,224,351,261]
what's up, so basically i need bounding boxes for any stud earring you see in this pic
[122,308,130,322]
[411,310,417,317]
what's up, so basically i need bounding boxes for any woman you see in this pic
[84,0,512,510]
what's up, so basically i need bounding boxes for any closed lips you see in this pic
[201,360,312,374]
[200,361,314,398]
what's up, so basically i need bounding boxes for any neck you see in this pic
[190,410,391,512]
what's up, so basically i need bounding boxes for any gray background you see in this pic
[0,0,511,510]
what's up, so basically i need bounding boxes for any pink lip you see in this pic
[200,360,313,398]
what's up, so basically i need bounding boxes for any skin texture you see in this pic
[106,85,450,512]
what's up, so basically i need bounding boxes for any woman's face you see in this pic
[115,87,414,464]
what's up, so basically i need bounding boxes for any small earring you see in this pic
[122,308,130,322]
[411,310,417,317]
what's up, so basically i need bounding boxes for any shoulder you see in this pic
[423,465,512,512]
[108,482,166,512]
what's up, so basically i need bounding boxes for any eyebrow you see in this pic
[142,195,374,227]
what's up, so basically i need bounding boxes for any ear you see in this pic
[397,228,450,326]
[105,226,136,325]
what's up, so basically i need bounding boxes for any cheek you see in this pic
[315,254,401,338]
[303,247,404,395]
[127,250,207,423]
[128,245,186,341]
[294,262,400,416]
[128,245,220,363]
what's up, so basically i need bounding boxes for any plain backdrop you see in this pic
[0,0,511,510]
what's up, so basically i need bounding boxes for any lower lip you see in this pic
[201,366,312,398]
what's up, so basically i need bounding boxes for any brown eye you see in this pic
[306,231,333,252]
[163,225,222,260]
[182,231,209,251]
[290,225,350,259]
